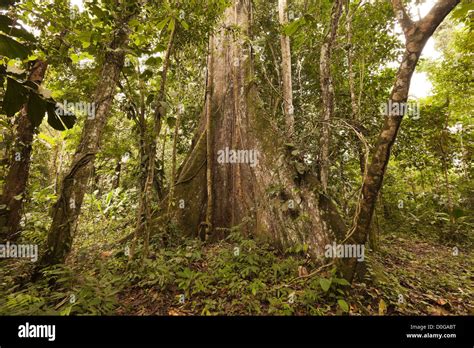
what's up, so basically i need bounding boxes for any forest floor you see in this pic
[1,230,472,316]
[115,233,473,316]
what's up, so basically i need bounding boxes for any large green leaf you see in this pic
[46,102,77,131]
[0,15,36,42]
[2,77,28,116]
[0,33,31,59]
[26,91,47,127]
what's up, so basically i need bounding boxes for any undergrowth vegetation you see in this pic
[1,205,472,316]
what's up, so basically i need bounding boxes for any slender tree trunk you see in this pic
[131,24,176,260]
[319,0,343,192]
[36,17,134,269]
[278,0,294,136]
[345,0,365,176]
[54,139,65,194]
[172,0,345,254]
[112,160,121,189]
[340,0,460,281]
[167,107,181,214]
[0,60,48,242]
[158,127,168,197]
[440,105,455,224]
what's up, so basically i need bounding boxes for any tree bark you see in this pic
[278,0,294,136]
[172,0,345,255]
[0,60,48,242]
[319,0,343,193]
[340,0,460,281]
[37,16,134,269]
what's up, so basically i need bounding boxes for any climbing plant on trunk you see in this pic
[0,60,48,242]
[37,6,140,269]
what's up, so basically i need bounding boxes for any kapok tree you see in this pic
[171,0,346,256]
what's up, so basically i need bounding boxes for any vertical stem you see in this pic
[168,109,181,214]
[204,36,214,240]
[278,0,294,136]
[345,0,365,175]
[135,22,176,261]
[319,0,343,192]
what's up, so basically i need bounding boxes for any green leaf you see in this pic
[156,18,170,31]
[0,33,31,59]
[451,3,474,21]
[179,19,189,30]
[46,102,77,131]
[319,278,332,292]
[146,93,155,105]
[3,77,28,116]
[70,53,80,64]
[0,15,36,42]
[60,305,73,316]
[140,69,153,79]
[452,208,465,219]
[145,56,162,66]
[283,18,306,37]
[333,277,351,286]
[167,18,175,33]
[26,91,47,127]
[338,299,349,312]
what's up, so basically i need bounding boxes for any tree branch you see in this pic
[391,0,414,37]
[418,0,460,38]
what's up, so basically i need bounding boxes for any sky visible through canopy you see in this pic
[66,0,440,98]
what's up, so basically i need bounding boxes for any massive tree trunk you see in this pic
[340,0,460,281]
[0,60,48,242]
[319,0,343,193]
[36,18,134,269]
[171,0,345,256]
[278,0,294,136]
